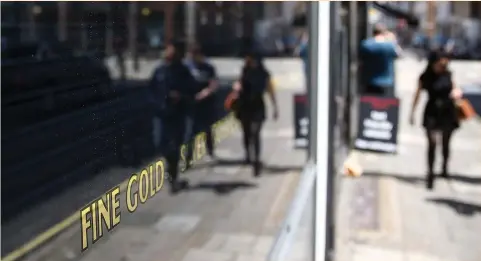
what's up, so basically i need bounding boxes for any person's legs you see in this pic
[251,121,263,163]
[441,129,454,177]
[190,110,215,160]
[184,114,195,169]
[251,120,264,177]
[161,121,176,180]
[164,118,188,194]
[240,118,252,163]
[205,124,215,157]
[201,103,216,157]
[425,129,437,189]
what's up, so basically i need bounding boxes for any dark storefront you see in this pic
[1,2,268,57]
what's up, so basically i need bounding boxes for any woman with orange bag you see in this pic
[409,50,463,190]
[226,52,279,177]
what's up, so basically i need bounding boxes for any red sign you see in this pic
[360,96,399,110]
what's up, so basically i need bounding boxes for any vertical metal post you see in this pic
[348,1,359,143]
[426,1,437,48]
[164,3,175,43]
[185,2,197,47]
[27,2,37,42]
[357,2,369,95]
[326,4,337,259]
[358,2,369,41]
[311,1,334,261]
[307,3,318,161]
[408,2,415,14]
[128,2,138,70]
[307,4,320,260]
[58,2,67,42]
[105,3,114,56]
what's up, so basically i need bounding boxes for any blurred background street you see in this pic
[1,1,481,261]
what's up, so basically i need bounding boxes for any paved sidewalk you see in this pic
[336,60,481,261]
[284,191,314,261]
[10,90,306,261]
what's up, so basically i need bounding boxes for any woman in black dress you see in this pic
[231,52,279,176]
[409,50,463,190]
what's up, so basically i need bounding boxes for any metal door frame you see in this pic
[268,2,360,261]
[310,2,336,261]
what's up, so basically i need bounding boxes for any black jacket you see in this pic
[150,61,196,119]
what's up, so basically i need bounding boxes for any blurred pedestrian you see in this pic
[149,40,196,194]
[409,50,463,190]
[230,52,279,177]
[294,31,309,89]
[412,32,426,60]
[444,38,456,55]
[360,24,402,97]
[184,44,219,168]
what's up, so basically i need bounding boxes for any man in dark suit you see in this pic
[150,40,196,194]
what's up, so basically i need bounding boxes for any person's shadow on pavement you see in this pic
[215,158,302,174]
[189,157,302,175]
[427,198,481,216]
[362,172,481,185]
[187,181,257,195]
[442,173,481,184]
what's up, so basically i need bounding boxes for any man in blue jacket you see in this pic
[150,40,196,194]
[360,24,402,97]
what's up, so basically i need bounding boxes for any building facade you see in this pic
[2,2,287,57]
[2,2,309,57]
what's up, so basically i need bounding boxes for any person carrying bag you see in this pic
[455,98,477,121]
[409,50,464,190]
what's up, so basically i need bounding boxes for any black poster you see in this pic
[354,95,400,154]
[294,94,309,148]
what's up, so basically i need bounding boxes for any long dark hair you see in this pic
[239,51,269,95]
[242,51,267,74]
[422,49,450,77]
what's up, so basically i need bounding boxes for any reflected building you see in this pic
[1,1,300,57]
[1,2,174,57]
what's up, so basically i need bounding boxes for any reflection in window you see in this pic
[216,13,223,25]
[139,6,165,50]
[201,10,207,25]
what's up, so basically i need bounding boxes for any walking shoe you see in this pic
[185,160,194,170]
[244,154,251,165]
[440,164,449,178]
[426,171,435,190]
[169,179,189,195]
[207,149,215,158]
[253,161,262,177]
[440,171,449,178]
